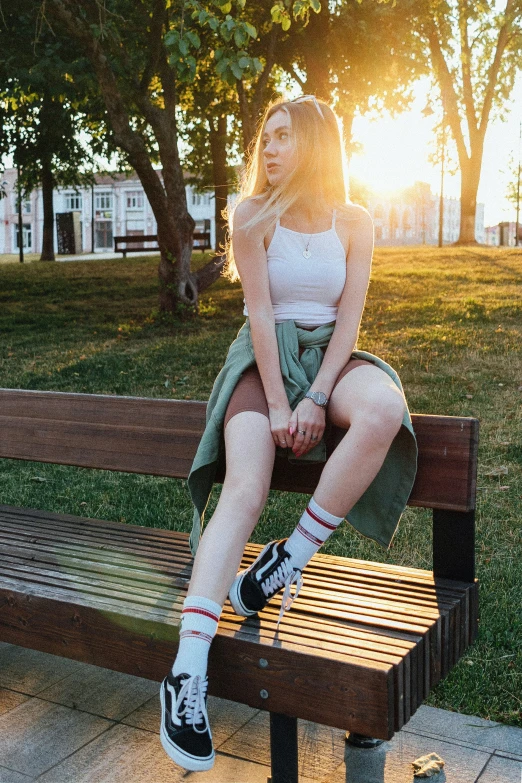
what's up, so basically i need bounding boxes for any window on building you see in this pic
[95,192,113,211]
[65,192,82,211]
[191,192,202,206]
[15,223,32,249]
[14,195,31,214]
[126,191,144,210]
[95,220,113,249]
[389,206,399,237]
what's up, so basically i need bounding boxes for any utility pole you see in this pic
[515,122,522,247]
[438,100,446,248]
[91,181,95,252]
[15,115,24,264]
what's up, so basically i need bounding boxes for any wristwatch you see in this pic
[305,390,328,408]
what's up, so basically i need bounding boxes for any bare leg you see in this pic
[314,365,406,517]
[187,411,276,605]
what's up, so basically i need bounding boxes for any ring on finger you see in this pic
[311,435,318,441]
[298,429,306,435]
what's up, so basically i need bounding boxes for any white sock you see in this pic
[285,496,344,571]
[172,596,222,679]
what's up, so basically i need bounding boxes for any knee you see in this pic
[222,475,270,518]
[354,387,405,444]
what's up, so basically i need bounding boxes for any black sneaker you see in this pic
[228,539,303,627]
[160,670,214,771]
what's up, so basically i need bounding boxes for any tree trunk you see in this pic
[455,153,481,245]
[303,10,331,99]
[237,79,256,152]
[209,115,229,253]
[40,155,55,261]
[46,0,223,314]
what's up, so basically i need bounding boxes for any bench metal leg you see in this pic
[267,712,298,783]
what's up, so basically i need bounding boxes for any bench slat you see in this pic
[0,506,477,738]
[0,389,478,511]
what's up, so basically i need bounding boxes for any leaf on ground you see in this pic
[483,465,508,477]
[30,476,48,482]
[412,752,445,777]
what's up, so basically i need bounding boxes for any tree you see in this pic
[42,0,317,312]
[412,0,522,244]
[0,3,96,260]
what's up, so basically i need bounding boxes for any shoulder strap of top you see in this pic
[332,209,337,229]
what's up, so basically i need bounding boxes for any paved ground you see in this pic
[56,251,159,262]
[0,642,521,783]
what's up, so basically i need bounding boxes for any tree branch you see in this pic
[291,65,306,89]
[478,0,516,136]
[459,2,477,143]
[139,0,165,93]
[251,24,279,118]
[424,17,470,165]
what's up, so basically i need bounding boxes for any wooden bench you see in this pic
[114,234,160,257]
[114,222,212,257]
[0,389,478,783]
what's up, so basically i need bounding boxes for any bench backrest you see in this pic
[0,389,478,512]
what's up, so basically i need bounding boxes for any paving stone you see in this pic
[405,705,522,757]
[0,697,112,778]
[36,723,271,783]
[0,765,34,783]
[0,690,29,717]
[122,691,259,748]
[0,647,83,696]
[476,753,522,782]
[323,731,491,783]
[38,663,158,720]
[219,710,347,780]
[494,749,522,762]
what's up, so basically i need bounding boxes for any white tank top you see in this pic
[243,210,347,328]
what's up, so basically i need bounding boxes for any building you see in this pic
[0,169,215,255]
[484,221,522,246]
[364,181,485,245]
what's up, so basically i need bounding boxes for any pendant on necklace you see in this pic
[302,249,311,259]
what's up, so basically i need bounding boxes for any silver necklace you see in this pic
[302,234,312,258]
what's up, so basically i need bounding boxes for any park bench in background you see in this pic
[114,234,160,257]
[114,220,212,257]
[0,389,478,783]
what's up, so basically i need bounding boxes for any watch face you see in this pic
[307,391,327,406]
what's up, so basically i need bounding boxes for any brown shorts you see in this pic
[224,354,373,429]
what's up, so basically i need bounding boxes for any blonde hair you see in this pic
[224,96,348,281]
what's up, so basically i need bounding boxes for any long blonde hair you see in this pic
[224,96,348,280]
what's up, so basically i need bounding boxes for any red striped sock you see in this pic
[285,497,344,570]
[172,596,222,678]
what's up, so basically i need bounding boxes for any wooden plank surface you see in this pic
[0,506,477,738]
[0,389,478,511]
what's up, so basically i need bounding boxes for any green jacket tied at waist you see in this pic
[188,318,418,555]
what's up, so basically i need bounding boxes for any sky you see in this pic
[348,74,522,227]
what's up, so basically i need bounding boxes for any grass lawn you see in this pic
[1,246,521,727]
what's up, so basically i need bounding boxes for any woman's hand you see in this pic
[269,405,295,450]
[289,398,326,457]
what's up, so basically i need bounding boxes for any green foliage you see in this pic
[0,3,100,194]
[164,0,263,85]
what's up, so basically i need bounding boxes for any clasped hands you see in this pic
[269,397,325,458]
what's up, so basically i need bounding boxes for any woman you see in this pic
[160,95,417,772]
